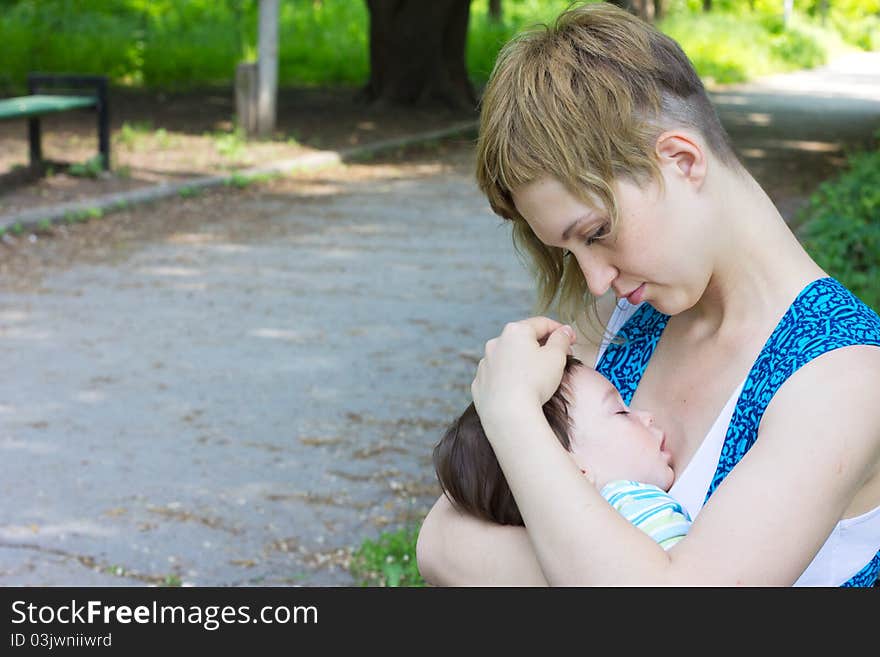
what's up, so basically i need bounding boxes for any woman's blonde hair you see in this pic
[475,1,742,342]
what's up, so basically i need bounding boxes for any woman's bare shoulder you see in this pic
[571,292,617,366]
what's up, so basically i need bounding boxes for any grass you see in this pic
[67,155,105,179]
[116,120,154,149]
[349,523,425,587]
[211,129,248,161]
[117,121,179,152]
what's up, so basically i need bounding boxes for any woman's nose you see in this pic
[572,251,616,297]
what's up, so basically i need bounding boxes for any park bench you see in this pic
[0,73,110,172]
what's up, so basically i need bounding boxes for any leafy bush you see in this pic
[829,12,880,51]
[796,140,880,313]
[659,9,850,84]
[349,523,425,587]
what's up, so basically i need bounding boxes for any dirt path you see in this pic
[0,144,532,586]
[1,53,878,586]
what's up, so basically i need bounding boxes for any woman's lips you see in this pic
[626,283,646,304]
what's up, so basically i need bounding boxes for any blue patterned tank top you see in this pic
[595,277,880,586]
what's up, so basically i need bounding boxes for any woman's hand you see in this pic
[471,317,576,438]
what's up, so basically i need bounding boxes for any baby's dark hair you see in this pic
[432,356,584,526]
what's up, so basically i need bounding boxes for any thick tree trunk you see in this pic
[361,0,476,110]
[489,0,502,23]
[607,0,634,13]
[653,0,664,21]
[703,0,712,12]
[607,0,654,22]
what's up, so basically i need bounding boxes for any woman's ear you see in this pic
[654,131,708,189]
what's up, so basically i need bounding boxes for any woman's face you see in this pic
[510,173,711,315]
[564,366,673,491]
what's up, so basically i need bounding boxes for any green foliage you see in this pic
[62,206,104,225]
[797,138,880,313]
[223,171,279,188]
[350,523,425,587]
[467,0,579,84]
[0,1,874,93]
[658,9,851,84]
[117,120,154,149]
[68,155,104,179]
[828,11,880,51]
[225,173,251,189]
[0,0,369,91]
[178,185,200,198]
[211,129,248,160]
[162,574,182,587]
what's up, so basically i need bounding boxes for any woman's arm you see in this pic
[416,495,549,586]
[475,323,880,586]
[417,295,619,586]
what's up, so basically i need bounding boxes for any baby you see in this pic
[433,356,691,550]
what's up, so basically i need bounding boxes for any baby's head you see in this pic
[433,356,672,526]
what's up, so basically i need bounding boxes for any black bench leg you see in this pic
[28,116,42,171]
[96,77,110,170]
[97,109,110,170]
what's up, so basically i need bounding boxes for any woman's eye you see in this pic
[584,223,610,246]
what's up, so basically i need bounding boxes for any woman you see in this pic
[416,2,880,586]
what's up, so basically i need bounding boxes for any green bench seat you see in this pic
[0,94,98,120]
[1,74,110,172]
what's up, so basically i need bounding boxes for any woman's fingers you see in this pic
[481,318,574,361]
[545,324,576,355]
[502,316,567,343]
[472,318,576,428]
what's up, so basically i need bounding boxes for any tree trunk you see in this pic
[607,0,653,21]
[703,0,712,12]
[489,0,502,23]
[361,0,476,110]
[653,0,664,21]
[607,0,635,14]
[257,0,278,138]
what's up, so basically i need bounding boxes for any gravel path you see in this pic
[1,52,878,586]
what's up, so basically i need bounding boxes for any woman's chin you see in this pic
[650,291,696,317]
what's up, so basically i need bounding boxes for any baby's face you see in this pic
[565,366,674,491]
